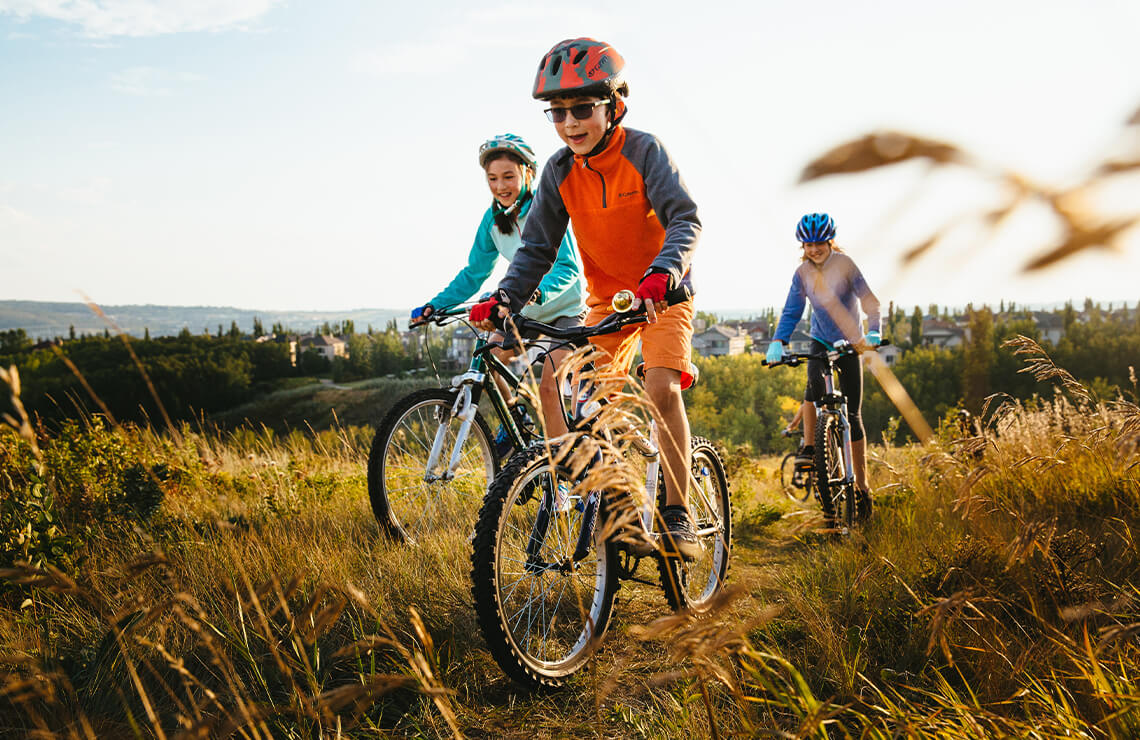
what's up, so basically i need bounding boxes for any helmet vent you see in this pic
[572,48,587,64]
[550,56,562,76]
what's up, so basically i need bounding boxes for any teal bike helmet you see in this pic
[478,133,538,172]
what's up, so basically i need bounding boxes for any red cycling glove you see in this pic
[469,295,500,324]
[636,273,669,304]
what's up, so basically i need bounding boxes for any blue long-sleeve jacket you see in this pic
[773,251,880,347]
[431,198,586,323]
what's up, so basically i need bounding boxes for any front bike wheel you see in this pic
[660,438,732,613]
[470,446,618,690]
[814,413,845,527]
[779,452,812,502]
[367,388,496,545]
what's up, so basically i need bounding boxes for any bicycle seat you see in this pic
[634,362,699,391]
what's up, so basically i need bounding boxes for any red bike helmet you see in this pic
[532,37,629,101]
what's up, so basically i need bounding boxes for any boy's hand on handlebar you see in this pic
[864,330,881,347]
[470,293,510,330]
[632,273,669,324]
[765,341,784,364]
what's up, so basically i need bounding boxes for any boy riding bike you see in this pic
[411,134,586,447]
[766,213,881,502]
[470,37,703,559]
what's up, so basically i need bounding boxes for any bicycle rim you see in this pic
[661,438,732,613]
[471,449,616,689]
[781,453,812,503]
[369,388,495,545]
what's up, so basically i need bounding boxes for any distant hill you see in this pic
[0,300,408,339]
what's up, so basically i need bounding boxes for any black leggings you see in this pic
[804,340,865,442]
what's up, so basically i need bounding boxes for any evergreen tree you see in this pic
[252,316,264,338]
[228,321,241,339]
[144,327,150,341]
[68,324,76,341]
[962,306,995,413]
[910,306,923,347]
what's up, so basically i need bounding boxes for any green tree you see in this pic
[909,306,923,348]
[0,329,31,354]
[228,321,241,339]
[252,316,265,338]
[961,306,995,413]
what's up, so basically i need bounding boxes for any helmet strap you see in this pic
[584,94,626,158]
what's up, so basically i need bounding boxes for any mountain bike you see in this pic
[366,303,554,545]
[469,292,732,690]
[778,429,815,502]
[765,340,888,531]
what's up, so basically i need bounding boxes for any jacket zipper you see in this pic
[582,158,607,208]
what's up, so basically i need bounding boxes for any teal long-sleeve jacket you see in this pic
[431,198,586,323]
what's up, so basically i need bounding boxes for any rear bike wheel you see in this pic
[660,438,732,613]
[470,446,618,690]
[780,452,812,503]
[814,412,846,527]
[367,388,496,545]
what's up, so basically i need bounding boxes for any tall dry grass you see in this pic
[3,340,1140,737]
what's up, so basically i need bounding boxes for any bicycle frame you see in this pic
[415,312,533,484]
[815,349,856,499]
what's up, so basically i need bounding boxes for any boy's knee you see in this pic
[644,367,683,405]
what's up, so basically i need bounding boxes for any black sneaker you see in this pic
[794,445,814,470]
[660,505,702,561]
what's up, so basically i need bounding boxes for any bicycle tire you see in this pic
[814,413,845,527]
[659,438,732,613]
[367,388,497,545]
[470,446,618,690]
[779,452,812,503]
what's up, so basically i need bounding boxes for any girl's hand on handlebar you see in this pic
[409,303,434,327]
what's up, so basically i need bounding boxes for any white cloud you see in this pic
[109,65,202,95]
[0,0,283,37]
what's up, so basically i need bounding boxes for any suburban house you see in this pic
[692,325,751,356]
[299,334,348,361]
[876,343,903,366]
[1031,311,1065,345]
[920,319,968,349]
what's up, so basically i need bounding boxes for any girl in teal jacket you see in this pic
[411,134,586,443]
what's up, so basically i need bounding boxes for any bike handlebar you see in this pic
[408,302,476,329]
[499,286,692,349]
[762,339,891,368]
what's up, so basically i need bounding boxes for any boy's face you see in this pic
[547,95,609,156]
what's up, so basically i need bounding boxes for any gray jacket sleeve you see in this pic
[498,155,570,312]
[636,134,701,288]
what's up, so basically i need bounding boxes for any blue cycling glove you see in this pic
[765,341,785,364]
[864,330,881,347]
[410,304,433,324]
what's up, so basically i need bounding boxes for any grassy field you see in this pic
[2,353,1139,738]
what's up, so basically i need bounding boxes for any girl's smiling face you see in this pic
[802,240,833,265]
[484,157,527,208]
[548,95,610,156]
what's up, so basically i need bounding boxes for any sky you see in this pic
[3,0,1140,316]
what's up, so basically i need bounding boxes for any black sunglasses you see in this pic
[543,99,608,123]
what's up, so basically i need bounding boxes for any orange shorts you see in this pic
[586,299,694,381]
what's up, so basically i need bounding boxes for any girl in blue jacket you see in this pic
[766,213,881,500]
[411,134,586,445]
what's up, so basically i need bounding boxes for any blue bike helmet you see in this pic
[796,213,837,243]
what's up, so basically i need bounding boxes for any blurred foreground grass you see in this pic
[1,342,1139,738]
